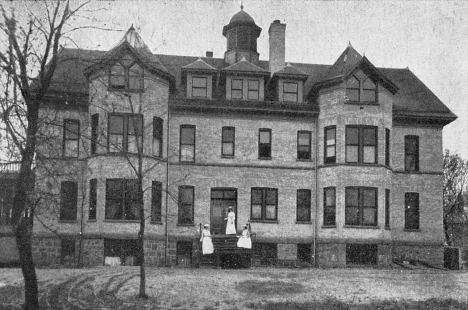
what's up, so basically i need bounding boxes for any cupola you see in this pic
[223,5,262,65]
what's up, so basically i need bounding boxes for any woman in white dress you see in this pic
[200,224,214,255]
[237,224,252,249]
[224,207,236,235]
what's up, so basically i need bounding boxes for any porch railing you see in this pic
[0,161,21,173]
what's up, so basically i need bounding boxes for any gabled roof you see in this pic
[84,26,174,86]
[222,57,269,76]
[272,63,309,80]
[326,43,362,79]
[181,57,217,72]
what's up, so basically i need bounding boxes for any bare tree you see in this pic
[443,149,468,246]
[0,1,89,308]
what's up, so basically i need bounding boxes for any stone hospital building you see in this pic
[0,7,457,267]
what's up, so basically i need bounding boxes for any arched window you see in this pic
[345,70,377,103]
[110,63,125,90]
[129,63,144,90]
[109,59,144,91]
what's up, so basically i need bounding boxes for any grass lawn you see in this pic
[1,266,467,309]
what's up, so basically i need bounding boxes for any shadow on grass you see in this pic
[236,280,305,295]
[245,298,468,310]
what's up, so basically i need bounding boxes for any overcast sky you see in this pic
[8,0,468,160]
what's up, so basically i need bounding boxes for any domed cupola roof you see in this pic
[223,6,261,36]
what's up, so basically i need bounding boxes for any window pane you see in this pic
[265,205,276,220]
[109,135,124,152]
[192,88,207,97]
[193,77,207,88]
[325,188,335,207]
[110,76,125,89]
[106,200,121,219]
[283,93,298,102]
[106,180,123,199]
[326,128,335,145]
[232,79,243,90]
[363,146,376,163]
[284,82,298,93]
[222,127,235,142]
[362,90,376,102]
[259,131,271,143]
[129,75,143,90]
[363,189,376,207]
[324,207,336,225]
[363,128,376,145]
[346,89,359,102]
[248,90,259,100]
[265,190,277,205]
[345,207,359,225]
[153,117,163,139]
[222,143,233,156]
[180,187,194,205]
[252,205,262,219]
[111,63,125,75]
[153,139,161,157]
[298,132,310,146]
[109,115,124,134]
[346,146,359,163]
[346,76,359,88]
[181,127,195,144]
[326,146,336,157]
[346,127,359,145]
[64,141,79,157]
[180,145,194,161]
[65,121,79,139]
[363,208,376,225]
[232,90,243,99]
[346,188,358,206]
[252,189,262,204]
[363,78,376,89]
[128,115,143,135]
[297,207,310,222]
[211,190,224,199]
[405,136,418,154]
[248,80,259,90]
[405,155,416,171]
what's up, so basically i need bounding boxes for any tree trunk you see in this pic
[444,217,452,246]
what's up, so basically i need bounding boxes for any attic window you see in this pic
[109,61,144,91]
[345,70,377,103]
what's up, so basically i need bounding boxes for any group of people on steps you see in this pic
[200,207,251,255]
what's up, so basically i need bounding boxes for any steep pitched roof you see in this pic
[272,63,309,80]
[181,57,217,72]
[222,57,269,75]
[326,43,362,79]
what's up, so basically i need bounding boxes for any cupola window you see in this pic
[345,70,377,103]
[109,61,144,91]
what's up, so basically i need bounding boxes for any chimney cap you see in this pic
[274,19,281,23]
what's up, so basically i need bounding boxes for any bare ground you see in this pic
[1,266,468,309]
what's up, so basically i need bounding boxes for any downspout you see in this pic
[313,113,319,267]
[164,104,170,266]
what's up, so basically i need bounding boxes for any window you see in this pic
[109,61,144,91]
[251,188,277,221]
[405,192,419,230]
[153,117,163,158]
[231,79,243,99]
[108,114,143,153]
[61,239,76,265]
[283,82,298,102]
[345,187,377,226]
[180,125,196,162]
[258,129,272,159]
[296,189,311,222]
[60,181,78,221]
[385,128,390,166]
[91,114,99,155]
[345,70,377,103]
[63,119,80,157]
[297,131,311,160]
[346,244,377,265]
[324,126,336,164]
[247,80,259,100]
[105,179,141,220]
[297,244,311,262]
[323,187,336,226]
[222,127,235,157]
[192,76,207,98]
[151,181,162,223]
[405,135,419,172]
[345,126,377,164]
[178,186,194,224]
[385,189,390,229]
[89,179,97,220]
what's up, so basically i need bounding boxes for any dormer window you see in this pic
[247,79,259,100]
[191,76,208,97]
[345,70,377,103]
[109,62,144,91]
[283,82,298,102]
[231,79,243,99]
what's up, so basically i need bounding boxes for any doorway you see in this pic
[210,188,237,235]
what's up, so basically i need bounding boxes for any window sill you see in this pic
[296,221,312,224]
[103,219,140,223]
[249,219,279,224]
[221,155,235,159]
[343,225,380,229]
[59,220,78,223]
[107,88,144,93]
[87,219,97,222]
[150,221,163,225]
[404,228,420,232]
[322,225,336,229]
[177,223,195,227]
[296,159,313,163]
[345,101,379,106]
[385,227,391,230]
[179,161,195,164]
[344,162,379,166]
[258,157,272,160]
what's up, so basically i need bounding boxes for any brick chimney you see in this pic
[269,20,286,75]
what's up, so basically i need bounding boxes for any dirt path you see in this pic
[1,267,468,309]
